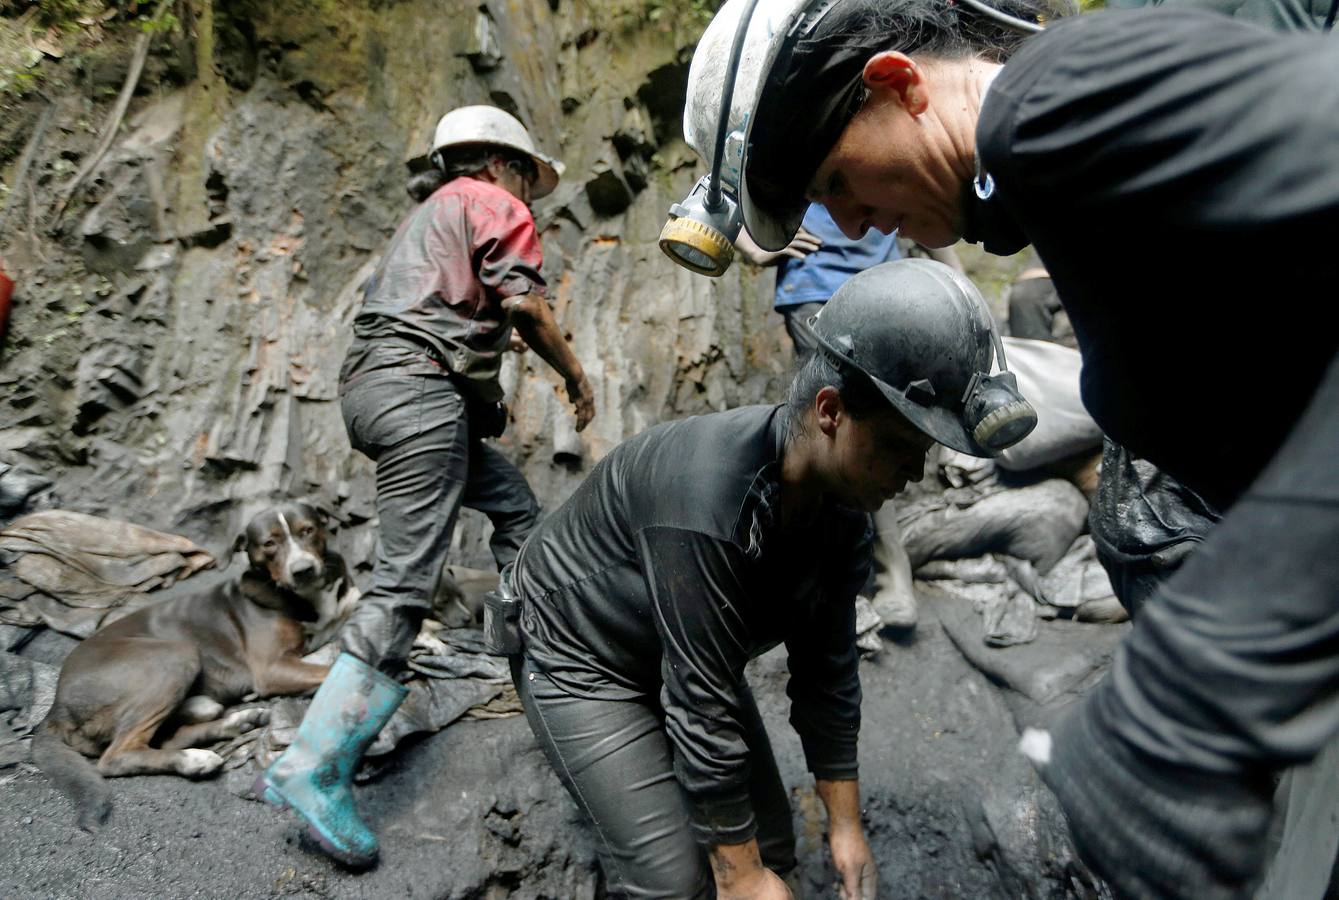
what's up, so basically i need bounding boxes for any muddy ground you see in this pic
[0,588,1121,899]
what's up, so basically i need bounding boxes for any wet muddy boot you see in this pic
[255,652,407,867]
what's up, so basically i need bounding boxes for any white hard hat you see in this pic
[684,0,1055,254]
[683,0,815,252]
[431,105,565,199]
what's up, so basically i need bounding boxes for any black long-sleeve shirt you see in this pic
[972,8,1339,511]
[515,405,870,844]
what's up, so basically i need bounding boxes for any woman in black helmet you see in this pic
[681,1,1339,898]
[510,259,1030,899]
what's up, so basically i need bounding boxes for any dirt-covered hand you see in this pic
[830,825,878,900]
[716,866,794,900]
[567,376,595,432]
[736,226,822,266]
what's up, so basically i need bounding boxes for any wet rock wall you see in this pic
[1,0,789,566]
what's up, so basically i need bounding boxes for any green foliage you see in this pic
[135,5,177,34]
[1,0,167,31]
[0,64,42,97]
[621,0,719,31]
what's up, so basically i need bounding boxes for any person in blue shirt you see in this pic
[737,205,900,360]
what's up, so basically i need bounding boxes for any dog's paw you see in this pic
[76,786,113,833]
[174,749,225,778]
[179,696,225,724]
[220,707,270,736]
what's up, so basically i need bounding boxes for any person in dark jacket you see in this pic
[512,258,1035,899]
[679,1,1339,897]
[255,105,595,867]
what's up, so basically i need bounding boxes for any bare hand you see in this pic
[781,226,822,260]
[830,825,878,900]
[566,376,595,432]
[736,226,822,266]
[507,331,529,353]
[717,866,794,900]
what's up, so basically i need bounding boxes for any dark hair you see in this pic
[406,146,536,203]
[818,0,1071,66]
[407,169,449,202]
[785,349,888,437]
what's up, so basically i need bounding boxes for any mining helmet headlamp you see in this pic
[670,0,1050,277]
[659,174,742,277]
[659,0,763,277]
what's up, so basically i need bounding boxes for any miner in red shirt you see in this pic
[0,256,13,347]
[257,106,595,866]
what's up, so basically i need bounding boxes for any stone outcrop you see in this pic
[1,0,788,565]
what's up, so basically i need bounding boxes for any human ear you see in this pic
[862,51,930,117]
[482,155,507,182]
[814,386,844,437]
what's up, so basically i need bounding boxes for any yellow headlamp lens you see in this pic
[659,216,735,278]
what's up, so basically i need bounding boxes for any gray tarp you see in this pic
[0,510,215,638]
[896,448,1124,647]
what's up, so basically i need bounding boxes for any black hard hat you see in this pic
[795,258,1037,457]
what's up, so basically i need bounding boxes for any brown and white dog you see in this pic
[33,501,359,830]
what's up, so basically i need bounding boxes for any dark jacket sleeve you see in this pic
[784,516,868,781]
[984,10,1339,234]
[637,525,759,846]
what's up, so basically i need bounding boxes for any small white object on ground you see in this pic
[1018,727,1053,766]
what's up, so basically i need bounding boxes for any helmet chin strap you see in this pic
[708,0,764,211]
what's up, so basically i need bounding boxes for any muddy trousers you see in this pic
[1033,351,1339,899]
[512,656,797,899]
[338,373,540,672]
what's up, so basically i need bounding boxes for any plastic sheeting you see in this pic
[0,651,58,775]
[0,511,215,638]
[898,445,1125,647]
[997,337,1102,472]
[900,477,1090,575]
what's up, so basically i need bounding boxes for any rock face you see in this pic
[0,3,1105,898]
[1,0,788,565]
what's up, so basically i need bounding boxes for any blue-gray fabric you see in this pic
[781,301,825,360]
[774,206,900,308]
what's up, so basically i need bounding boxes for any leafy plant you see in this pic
[0,64,43,99]
[135,5,177,34]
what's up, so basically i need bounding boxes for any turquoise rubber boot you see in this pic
[255,652,407,867]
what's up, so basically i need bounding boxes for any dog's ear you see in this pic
[303,499,344,531]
